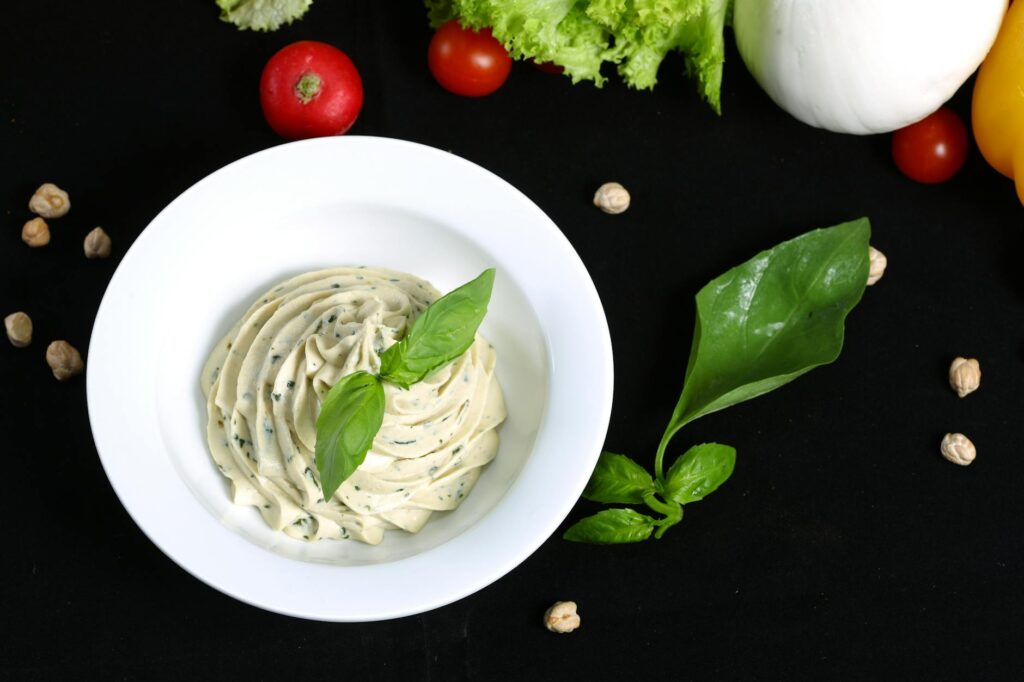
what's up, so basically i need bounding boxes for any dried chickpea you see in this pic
[22,218,50,247]
[940,433,976,466]
[593,182,631,214]
[867,246,887,286]
[83,227,112,259]
[5,312,32,348]
[29,183,70,218]
[543,601,581,633]
[46,340,84,381]
[948,357,980,398]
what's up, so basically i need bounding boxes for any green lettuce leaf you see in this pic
[217,0,313,32]
[674,0,728,113]
[427,0,727,111]
[589,0,704,91]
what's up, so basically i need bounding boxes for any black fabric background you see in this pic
[3,2,1023,679]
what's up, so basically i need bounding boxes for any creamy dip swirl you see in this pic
[201,267,506,545]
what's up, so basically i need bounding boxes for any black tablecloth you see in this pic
[3,2,1022,679]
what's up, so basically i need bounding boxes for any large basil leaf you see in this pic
[379,268,495,389]
[315,370,385,500]
[582,451,655,504]
[663,443,736,505]
[563,508,657,544]
[667,218,870,435]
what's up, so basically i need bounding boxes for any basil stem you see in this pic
[567,219,873,545]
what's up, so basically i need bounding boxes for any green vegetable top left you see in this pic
[217,0,313,31]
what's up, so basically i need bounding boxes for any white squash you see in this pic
[733,0,1007,134]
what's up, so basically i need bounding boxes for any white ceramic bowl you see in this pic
[87,137,613,621]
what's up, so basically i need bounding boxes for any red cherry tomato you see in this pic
[260,40,363,140]
[891,107,968,184]
[428,21,512,97]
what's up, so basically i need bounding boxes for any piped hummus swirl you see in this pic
[201,267,506,545]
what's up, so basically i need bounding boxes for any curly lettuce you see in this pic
[217,0,313,32]
[426,0,728,112]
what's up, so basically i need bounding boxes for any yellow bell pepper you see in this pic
[973,1,1024,204]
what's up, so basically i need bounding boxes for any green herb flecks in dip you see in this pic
[201,267,506,545]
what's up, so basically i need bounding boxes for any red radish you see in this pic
[259,41,363,140]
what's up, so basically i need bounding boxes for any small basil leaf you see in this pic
[582,452,655,504]
[667,219,870,434]
[379,268,495,389]
[664,443,736,505]
[562,508,656,544]
[315,371,385,500]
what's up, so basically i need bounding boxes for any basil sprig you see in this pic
[565,219,871,544]
[315,269,495,500]
[380,269,495,389]
[314,371,385,501]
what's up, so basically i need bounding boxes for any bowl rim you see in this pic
[86,136,614,621]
